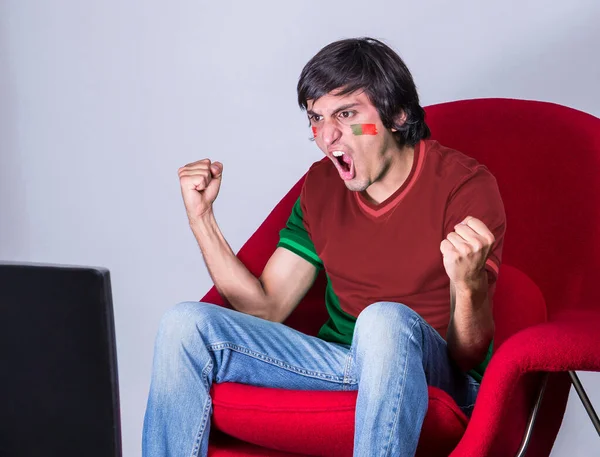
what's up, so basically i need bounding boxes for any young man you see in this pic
[143,37,505,457]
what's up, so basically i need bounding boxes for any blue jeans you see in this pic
[142,301,479,457]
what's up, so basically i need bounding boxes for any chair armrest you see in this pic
[451,309,600,457]
[491,309,600,372]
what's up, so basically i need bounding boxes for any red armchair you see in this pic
[201,98,600,456]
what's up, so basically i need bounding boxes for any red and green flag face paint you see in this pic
[312,126,318,138]
[351,124,378,136]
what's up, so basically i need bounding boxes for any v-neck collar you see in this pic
[354,140,426,217]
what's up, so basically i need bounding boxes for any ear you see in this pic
[390,111,407,132]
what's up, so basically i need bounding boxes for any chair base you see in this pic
[568,371,600,436]
[516,371,600,457]
[516,373,549,457]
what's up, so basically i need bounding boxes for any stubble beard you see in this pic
[344,177,370,192]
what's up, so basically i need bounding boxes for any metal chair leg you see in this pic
[515,371,600,457]
[515,373,549,457]
[568,371,600,436]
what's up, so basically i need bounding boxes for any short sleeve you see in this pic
[444,167,506,285]
[277,192,323,269]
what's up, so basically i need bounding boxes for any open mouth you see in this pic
[331,151,355,181]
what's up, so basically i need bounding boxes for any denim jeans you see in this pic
[142,301,479,457]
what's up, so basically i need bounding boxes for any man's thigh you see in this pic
[170,301,354,391]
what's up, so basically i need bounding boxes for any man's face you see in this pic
[307,90,399,192]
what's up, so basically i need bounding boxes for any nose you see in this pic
[321,120,342,148]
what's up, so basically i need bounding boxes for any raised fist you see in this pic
[440,216,494,292]
[178,159,223,222]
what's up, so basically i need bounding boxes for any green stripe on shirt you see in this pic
[277,239,322,268]
[277,197,323,268]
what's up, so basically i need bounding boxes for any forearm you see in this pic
[190,212,270,318]
[446,274,495,372]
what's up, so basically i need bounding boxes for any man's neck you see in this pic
[363,145,415,205]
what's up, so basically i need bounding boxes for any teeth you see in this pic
[332,151,344,157]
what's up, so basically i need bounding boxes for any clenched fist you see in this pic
[178,159,223,222]
[440,216,495,292]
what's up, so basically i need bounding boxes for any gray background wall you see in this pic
[1,1,599,455]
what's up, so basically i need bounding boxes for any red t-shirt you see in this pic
[279,139,506,344]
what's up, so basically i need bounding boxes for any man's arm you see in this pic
[441,217,496,372]
[192,212,317,322]
[178,158,317,322]
[446,274,494,372]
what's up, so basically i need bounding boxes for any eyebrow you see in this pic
[307,102,362,117]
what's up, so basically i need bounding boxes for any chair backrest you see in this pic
[492,264,547,350]
[202,99,600,333]
[425,99,600,317]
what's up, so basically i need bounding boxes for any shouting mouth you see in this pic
[330,150,356,181]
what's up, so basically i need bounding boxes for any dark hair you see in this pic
[297,37,430,147]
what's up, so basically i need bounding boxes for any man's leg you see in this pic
[142,301,353,457]
[349,302,479,457]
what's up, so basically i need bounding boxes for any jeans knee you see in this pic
[356,301,420,333]
[150,302,221,391]
[157,301,219,347]
[354,302,424,350]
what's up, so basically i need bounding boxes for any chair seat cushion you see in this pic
[211,383,468,457]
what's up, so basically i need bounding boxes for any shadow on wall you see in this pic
[0,6,29,260]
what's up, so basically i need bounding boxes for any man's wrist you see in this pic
[190,210,217,236]
[452,271,488,298]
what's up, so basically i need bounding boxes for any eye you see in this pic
[339,111,355,119]
[309,114,323,123]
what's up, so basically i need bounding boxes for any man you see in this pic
[143,37,505,457]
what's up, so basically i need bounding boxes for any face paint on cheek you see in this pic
[351,124,378,136]
[312,126,318,138]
